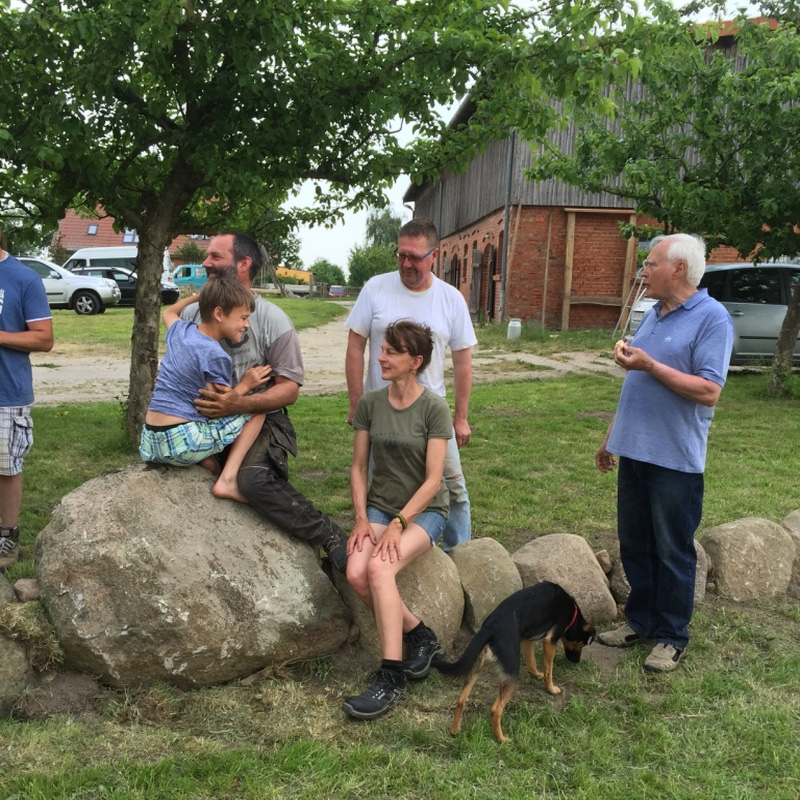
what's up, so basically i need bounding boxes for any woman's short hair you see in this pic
[384,320,435,374]
[198,275,255,322]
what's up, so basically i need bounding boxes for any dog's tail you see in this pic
[431,627,493,678]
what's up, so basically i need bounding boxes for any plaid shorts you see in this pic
[0,406,34,476]
[139,415,248,465]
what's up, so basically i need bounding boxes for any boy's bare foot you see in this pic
[212,476,249,504]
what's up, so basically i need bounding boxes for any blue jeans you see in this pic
[617,457,703,650]
[441,435,471,552]
[366,506,447,547]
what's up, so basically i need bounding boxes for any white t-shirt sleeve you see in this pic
[344,281,375,338]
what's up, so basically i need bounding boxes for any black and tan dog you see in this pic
[432,581,595,743]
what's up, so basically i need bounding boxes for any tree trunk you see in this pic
[768,277,800,396]
[125,230,171,443]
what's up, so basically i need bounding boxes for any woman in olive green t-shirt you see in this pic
[342,320,453,721]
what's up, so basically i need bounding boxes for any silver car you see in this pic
[628,262,800,365]
[18,256,121,315]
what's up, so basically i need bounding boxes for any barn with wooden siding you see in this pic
[405,104,648,331]
[404,28,748,331]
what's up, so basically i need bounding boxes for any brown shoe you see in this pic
[0,526,20,571]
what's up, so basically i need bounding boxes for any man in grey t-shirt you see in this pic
[180,231,349,571]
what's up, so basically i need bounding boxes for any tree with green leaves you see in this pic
[264,232,303,274]
[0,0,659,439]
[528,4,800,394]
[346,206,404,287]
[171,241,207,265]
[309,259,346,288]
[365,207,404,248]
[347,244,396,288]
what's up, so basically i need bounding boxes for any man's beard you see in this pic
[206,264,237,279]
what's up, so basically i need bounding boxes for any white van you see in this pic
[63,246,173,281]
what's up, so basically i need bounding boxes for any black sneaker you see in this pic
[0,526,20,571]
[320,524,348,572]
[403,623,444,680]
[342,668,407,720]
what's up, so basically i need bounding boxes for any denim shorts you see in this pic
[366,506,447,546]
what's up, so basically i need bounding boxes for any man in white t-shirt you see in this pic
[345,218,477,552]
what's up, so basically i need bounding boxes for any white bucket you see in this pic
[507,318,522,340]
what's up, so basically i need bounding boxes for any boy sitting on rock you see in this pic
[140,276,271,502]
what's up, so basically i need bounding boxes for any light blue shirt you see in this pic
[608,289,733,473]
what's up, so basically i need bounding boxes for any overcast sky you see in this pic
[292,177,413,279]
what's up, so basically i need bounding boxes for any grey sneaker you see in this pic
[0,526,20,571]
[597,623,645,648]
[644,643,683,673]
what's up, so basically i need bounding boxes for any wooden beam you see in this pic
[570,295,623,306]
[564,207,636,214]
[561,211,576,330]
[619,213,639,328]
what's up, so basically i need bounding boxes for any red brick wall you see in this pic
[439,206,638,330]
[437,209,755,331]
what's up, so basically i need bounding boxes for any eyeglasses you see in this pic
[395,246,435,265]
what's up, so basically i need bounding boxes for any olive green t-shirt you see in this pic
[353,387,452,518]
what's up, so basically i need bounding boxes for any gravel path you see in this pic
[30,317,624,406]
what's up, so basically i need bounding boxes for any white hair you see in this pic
[651,233,706,286]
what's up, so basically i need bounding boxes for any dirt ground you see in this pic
[30,316,624,405]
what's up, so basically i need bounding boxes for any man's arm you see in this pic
[614,346,723,407]
[345,329,368,425]
[0,319,54,353]
[194,374,300,418]
[595,414,617,473]
[451,346,473,447]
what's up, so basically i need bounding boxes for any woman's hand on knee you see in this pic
[347,521,376,555]
[374,525,402,563]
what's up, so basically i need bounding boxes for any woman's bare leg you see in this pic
[367,525,432,661]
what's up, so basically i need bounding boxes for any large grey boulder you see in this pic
[35,464,351,688]
[332,546,464,661]
[0,575,15,606]
[701,517,795,601]
[782,509,800,537]
[448,538,522,631]
[0,580,31,717]
[781,510,800,599]
[0,634,31,717]
[512,534,617,624]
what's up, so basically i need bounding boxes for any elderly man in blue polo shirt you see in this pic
[595,233,733,672]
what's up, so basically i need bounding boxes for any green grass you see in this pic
[3,320,800,799]
[48,298,347,356]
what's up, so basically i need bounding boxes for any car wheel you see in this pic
[73,291,102,315]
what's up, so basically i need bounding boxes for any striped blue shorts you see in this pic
[139,415,248,465]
